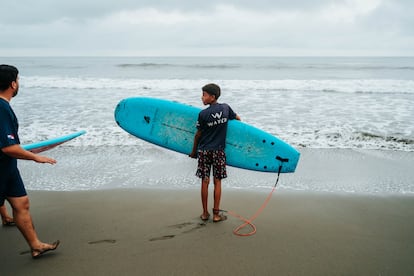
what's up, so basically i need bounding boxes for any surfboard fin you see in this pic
[276,156,289,163]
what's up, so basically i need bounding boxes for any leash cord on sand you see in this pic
[221,157,287,237]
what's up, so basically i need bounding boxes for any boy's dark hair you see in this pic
[202,83,221,99]
[0,65,19,91]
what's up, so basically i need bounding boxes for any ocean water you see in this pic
[1,56,414,193]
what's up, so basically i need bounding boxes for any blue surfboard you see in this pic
[22,130,86,153]
[114,97,300,173]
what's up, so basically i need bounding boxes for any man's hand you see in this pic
[34,155,57,165]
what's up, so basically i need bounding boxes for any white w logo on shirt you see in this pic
[211,112,223,119]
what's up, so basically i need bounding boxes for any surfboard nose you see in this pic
[114,99,127,127]
[115,98,157,137]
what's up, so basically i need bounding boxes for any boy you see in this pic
[189,83,240,222]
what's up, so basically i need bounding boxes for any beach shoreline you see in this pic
[3,147,414,275]
[1,188,413,275]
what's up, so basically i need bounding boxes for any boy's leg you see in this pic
[201,177,210,218]
[212,178,227,222]
[212,150,226,222]
[213,177,222,212]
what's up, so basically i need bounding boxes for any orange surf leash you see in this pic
[221,156,288,237]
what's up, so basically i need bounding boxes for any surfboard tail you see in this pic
[22,130,86,153]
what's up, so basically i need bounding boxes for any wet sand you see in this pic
[1,188,414,275]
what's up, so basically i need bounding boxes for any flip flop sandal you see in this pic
[31,240,60,259]
[2,220,16,227]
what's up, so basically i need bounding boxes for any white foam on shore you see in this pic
[19,147,414,195]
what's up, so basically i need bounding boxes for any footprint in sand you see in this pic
[149,235,176,241]
[20,250,31,255]
[149,221,206,241]
[88,239,117,245]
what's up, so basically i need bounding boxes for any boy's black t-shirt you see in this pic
[196,103,237,151]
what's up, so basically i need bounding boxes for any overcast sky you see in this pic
[1,0,413,56]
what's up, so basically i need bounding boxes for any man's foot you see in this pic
[31,240,60,259]
[2,218,16,227]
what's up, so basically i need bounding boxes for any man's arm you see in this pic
[1,144,56,164]
[189,130,202,158]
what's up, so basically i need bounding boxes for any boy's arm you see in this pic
[189,130,202,158]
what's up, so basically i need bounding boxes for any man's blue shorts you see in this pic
[0,167,27,206]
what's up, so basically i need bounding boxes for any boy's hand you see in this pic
[189,151,197,159]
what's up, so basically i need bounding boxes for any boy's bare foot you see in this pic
[200,212,210,221]
[212,209,227,222]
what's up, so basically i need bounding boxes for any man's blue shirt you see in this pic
[0,98,20,169]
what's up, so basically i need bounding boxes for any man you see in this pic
[0,64,59,258]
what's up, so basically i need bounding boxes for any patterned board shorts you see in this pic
[196,150,227,180]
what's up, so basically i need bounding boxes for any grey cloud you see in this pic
[1,0,413,56]
[1,0,331,25]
